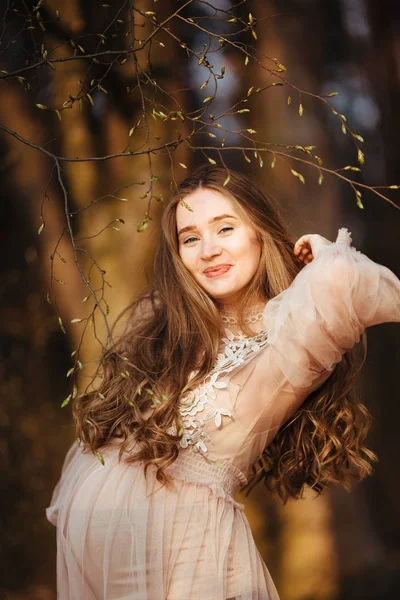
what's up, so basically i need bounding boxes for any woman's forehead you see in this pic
[175,188,239,230]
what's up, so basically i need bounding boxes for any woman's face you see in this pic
[176,188,261,305]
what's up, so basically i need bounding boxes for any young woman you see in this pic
[47,165,400,599]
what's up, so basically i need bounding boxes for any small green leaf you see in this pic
[71,318,82,323]
[136,222,148,232]
[96,452,105,466]
[272,58,286,72]
[61,394,71,408]
[36,103,48,110]
[58,317,66,334]
[180,200,193,212]
[291,169,305,184]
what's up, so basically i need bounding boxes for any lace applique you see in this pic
[179,329,269,456]
[336,227,353,246]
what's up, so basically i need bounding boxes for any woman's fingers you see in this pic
[294,233,333,263]
[294,234,311,256]
[294,235,312,263]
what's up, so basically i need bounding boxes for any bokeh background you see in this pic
[1,1,399,598]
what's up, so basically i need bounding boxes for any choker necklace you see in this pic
[220,311,264,325]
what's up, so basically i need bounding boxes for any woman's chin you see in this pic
[205,286,244,303]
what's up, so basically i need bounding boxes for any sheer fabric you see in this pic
[47,229,400,599]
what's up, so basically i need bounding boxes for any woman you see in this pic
[47,165,400,599]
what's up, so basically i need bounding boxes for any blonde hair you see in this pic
[73,165,376,501]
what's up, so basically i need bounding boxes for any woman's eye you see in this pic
[183,236,198,244]
[182,226,232,245]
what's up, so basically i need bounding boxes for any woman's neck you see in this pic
[219,299,265,319]
[219,300,266,337]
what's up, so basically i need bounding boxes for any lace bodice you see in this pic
[179,329,269,455]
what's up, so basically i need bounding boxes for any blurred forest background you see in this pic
[0,0,399,599]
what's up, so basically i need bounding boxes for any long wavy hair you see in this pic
[73,164,376,502]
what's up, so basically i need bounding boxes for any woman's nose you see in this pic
[200,238,222,259]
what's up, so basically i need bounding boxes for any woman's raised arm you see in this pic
[262,228,400,390]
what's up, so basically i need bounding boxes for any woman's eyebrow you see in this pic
[177,214,238,237]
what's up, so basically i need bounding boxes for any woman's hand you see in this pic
[294,234,332,265]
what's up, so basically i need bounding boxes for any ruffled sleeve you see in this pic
[262,228,400,389]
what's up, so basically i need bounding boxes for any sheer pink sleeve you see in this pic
[262,228,400,390]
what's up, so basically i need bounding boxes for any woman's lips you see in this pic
[204,265,232,278]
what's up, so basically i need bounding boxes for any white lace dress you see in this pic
[46,230,400,599]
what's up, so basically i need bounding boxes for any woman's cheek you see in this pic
[180,248,197,275]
